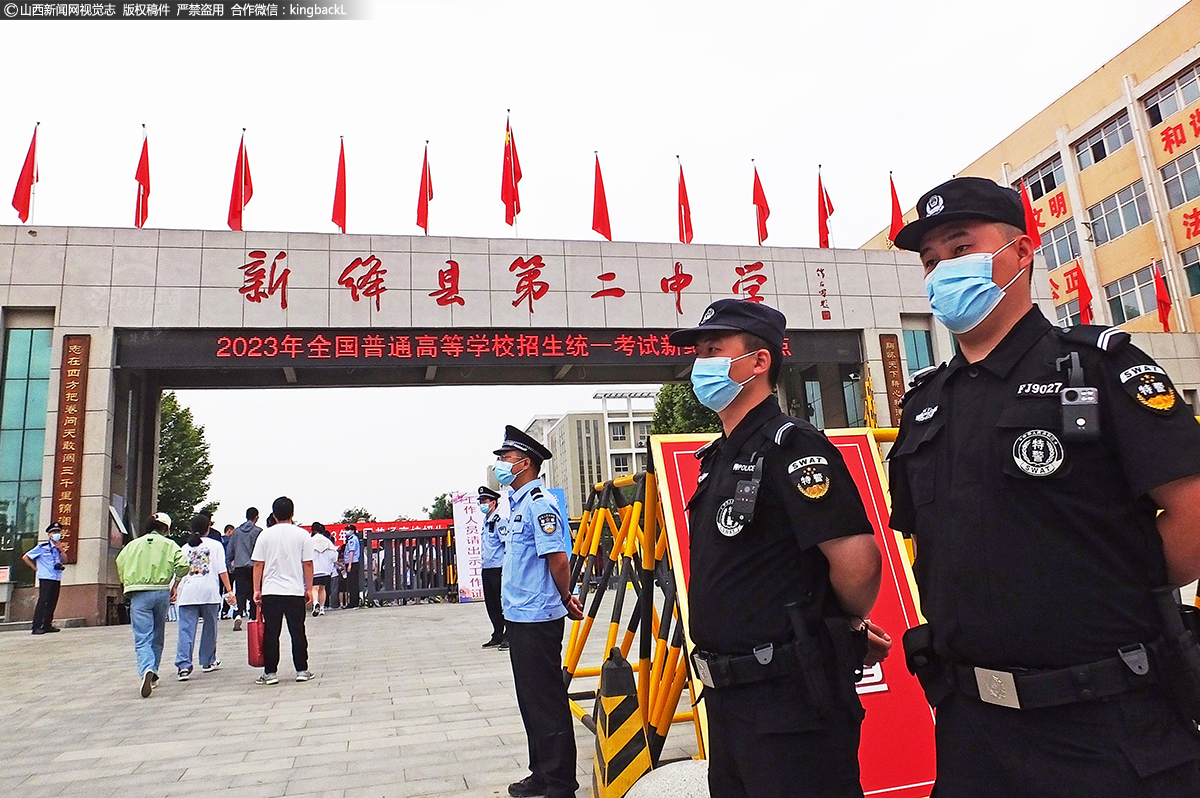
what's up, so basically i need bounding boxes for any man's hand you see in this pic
[564,595,584,621]
[862,618,892,666]
[253,590,262,603]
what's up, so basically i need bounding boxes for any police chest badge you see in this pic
[1012,430,1064,477]
[715,499,743,537]
[538,513,558,535]
[789,456,830,501]
[1119,364,1178,414]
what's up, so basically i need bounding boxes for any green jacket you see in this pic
[116,533,189,592]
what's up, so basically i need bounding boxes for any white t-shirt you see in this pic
[311,534,337,577]
[176,538,228,606]
[252,523,315,597]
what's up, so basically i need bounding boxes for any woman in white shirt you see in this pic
[173,514,234,680]
[310,523,338,616]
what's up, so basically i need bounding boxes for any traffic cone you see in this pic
[592,647,653,797]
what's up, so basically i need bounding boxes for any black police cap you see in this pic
[493,424,553,463]
[46,521,63,534]
[668,298,786,353]
[893,176,1026,252]
[478,486,501,501]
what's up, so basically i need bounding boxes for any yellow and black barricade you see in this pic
[592,647,653,798]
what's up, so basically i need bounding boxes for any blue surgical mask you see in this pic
[690,351,757,412]
[494,460,525,487]
[50,533,62,542]
[924,238,1024,334]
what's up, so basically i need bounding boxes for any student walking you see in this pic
[252,496,315,684]
[174,514,235,681]
[310,523,336,616]
[115,512,189,697]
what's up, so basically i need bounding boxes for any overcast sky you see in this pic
[1,0,1188,522]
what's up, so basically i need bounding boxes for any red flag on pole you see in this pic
[416,142,433,234]
[592,153,611,241]
[332,137,347,234]
[1020,180,1043,248]
[677,160,693,244]
[134,127,150,229]
[1073,260,1095,325]
[227,131,253,232]
[12,123,38,224]
[1154,262,1172,331]
[817,169,834,248]
[888,172,904,245]
[502,115,522,226]
[752,163,769,245]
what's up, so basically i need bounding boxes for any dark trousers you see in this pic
[347,562,362,608]
[705,676,864,798]
[261,594,308,674]
[482,567,505,641]
[930,690,1200,797]
[232,566,256,620]
[31,578,61,632]
[508,618,577,798]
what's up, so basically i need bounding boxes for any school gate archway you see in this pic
[1,224,986,624]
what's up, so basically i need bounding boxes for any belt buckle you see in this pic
[974,667,1021,709]
[692,653,717,689]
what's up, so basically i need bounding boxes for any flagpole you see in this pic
[424,140,430,236]
[139,124,146,225]
[508,110,519,238]
[240,128,247,230]
[752,158,758,246]
[30,122,39,226]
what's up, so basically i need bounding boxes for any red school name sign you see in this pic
[651,430,936,798]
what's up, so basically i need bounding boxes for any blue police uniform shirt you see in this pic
[26,541,63,581]
[481,511,509,570]
[344,533,361,564]
[502,479,570,623]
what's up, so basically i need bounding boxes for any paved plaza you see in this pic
[0,598,698,798]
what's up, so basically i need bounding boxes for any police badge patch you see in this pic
[538,513,558,535]
[715,499,743,537]
[1012,430,1064,476]
[788,456,830,501]
[1119,364,1178,414]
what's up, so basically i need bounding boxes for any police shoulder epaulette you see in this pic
[769,419,796,447]
[693,439,719,459]
[529,487,544,500]
[1057,324,1130,353]
[907,363,945,389]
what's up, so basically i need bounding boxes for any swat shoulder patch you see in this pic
[1119,363,1179,414]
[538,513,559,535]
[1057,324,1130,353]
[788,456,830,501]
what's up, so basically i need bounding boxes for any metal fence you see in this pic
[363,527,457,603]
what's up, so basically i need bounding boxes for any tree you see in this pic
[425,493,453,520]
[340,507,376,524]
[157,391,217,539]
[651,382,721,435]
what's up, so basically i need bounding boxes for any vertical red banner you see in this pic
[51,335,90,564]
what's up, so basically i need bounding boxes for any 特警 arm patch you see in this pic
[1119,364,1179,414]
[538,513,558,534]
[788,456,830,501]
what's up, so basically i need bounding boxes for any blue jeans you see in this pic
[129,589,170,678]
[175,603,219,671]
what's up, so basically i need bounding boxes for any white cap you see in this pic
[152,511,172,527]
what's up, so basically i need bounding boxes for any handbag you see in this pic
[247,602,264,668]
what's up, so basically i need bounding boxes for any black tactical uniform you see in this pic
[686,393,876,798]
[890,306,1200,797]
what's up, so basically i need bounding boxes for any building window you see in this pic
[902,329,934,375]
[636,454,648,473]
[1074,111,1134,170]
[1162,148,1200,209]
[1087,180,1151,246]
[804,371,825,430]
[1,329,53,587]
[610,422,627,442]
[1104,264,1159,323]
[634,422,651,447]
[1023,156,1065,201]
[1056,298,1082,327]
[1039,218,1082,270]
[613,454,630,474]
[1182,244,1200,296]
[1144,61,1200,127]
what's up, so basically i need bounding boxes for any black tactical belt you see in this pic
[953,642,1161,710]
[691,642,801,689]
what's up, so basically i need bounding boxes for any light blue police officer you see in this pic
[22,521,67,635]
[478,486,510,649]
[493,425,583,798]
